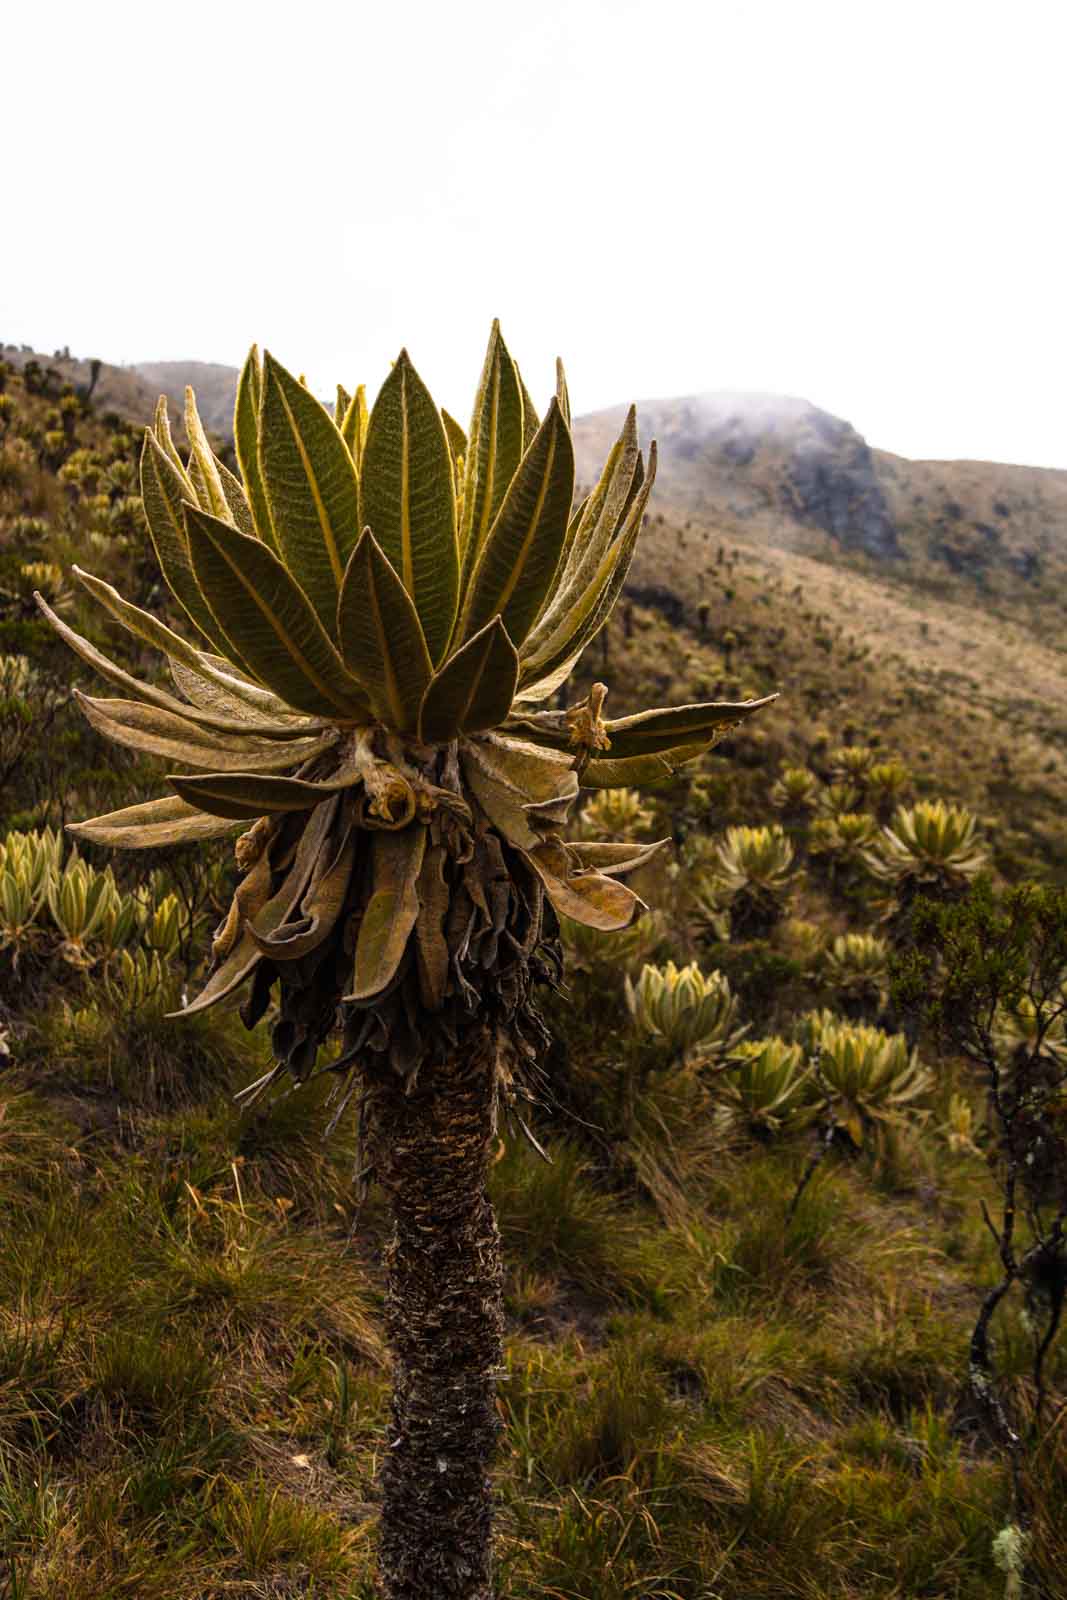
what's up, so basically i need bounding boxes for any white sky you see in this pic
[4,0,1065,467]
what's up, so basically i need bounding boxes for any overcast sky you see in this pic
[4,1,1064,466]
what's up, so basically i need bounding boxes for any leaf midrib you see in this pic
[476,355,501,555]
[400,366,413,593]
[368,561,406,730]
[490,427,558,621]
[203,525,351,716]
[276,382,344,589]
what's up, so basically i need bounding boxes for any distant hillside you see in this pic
[573,393,1067,645]
[0,347,241,443]
[7,339,1066,650]
[130,360,241,436]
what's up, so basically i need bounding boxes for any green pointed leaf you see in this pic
[418,616,518,743]
[601,696,779,758]
[554,357,571,428]
[67,794,242,851]
[193,653,303,719]
[441,408,467,471]
[360,350,458,663]
[340,384,369,473]
[184,504,367,719]
[215,456,256,537]
[139,431,242,659]
[347,825,426,1000]
[234,347,277,549]
[459,321,526,571]
[169,658,311,730]
[615,446,646,535]
[526,406,639,652]
[260,351,362,623]
[72,567,326,737]
[336,531,433,732]
[461,398,575,649]
[335,384,352,425]
[74,692,333,772]
[517,442,657,701]
[175,800,336,1016]
[184,386,229,520]
[168,769,359,819]
[153,396,192,484]
[517,366,539,450]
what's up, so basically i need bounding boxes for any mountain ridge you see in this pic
[4,341,1064,644]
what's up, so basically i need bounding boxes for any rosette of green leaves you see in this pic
[719,1036,814,1135]
[561,907,668,975]
[768,765,819,816]
[862,801,988,891]
[699,826,797,931]
[0,828,61,959]
[808,812,878,867]
[46,855,131,968]
[34,325,774,1073]
[817,782,863,819]
[867,760,911,819]
[625,959,746,1058]
[574,786,655,840]
[821,932,890,1006]
[105,948,172,1013]
[828,746,874,786]
[992,993,1067,1080]
[797,1011,933,1148]
[140,891,183,960]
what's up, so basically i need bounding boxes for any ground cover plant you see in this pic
[0,350,1065,1599]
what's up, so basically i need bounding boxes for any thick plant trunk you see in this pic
[364,1035,504,1600]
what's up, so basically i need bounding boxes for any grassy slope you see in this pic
[0,360,1064,1598]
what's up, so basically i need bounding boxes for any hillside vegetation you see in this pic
[0,354,1065,1598]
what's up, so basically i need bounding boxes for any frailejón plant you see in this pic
[797,1011,932,1150]
[719,1035,813,1136]
[37,324,773,1600]
[625,958,745,1060]
[863,800,987,895]
[700,823,796,936]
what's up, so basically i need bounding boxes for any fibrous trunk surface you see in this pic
[365,1035,504,1600]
